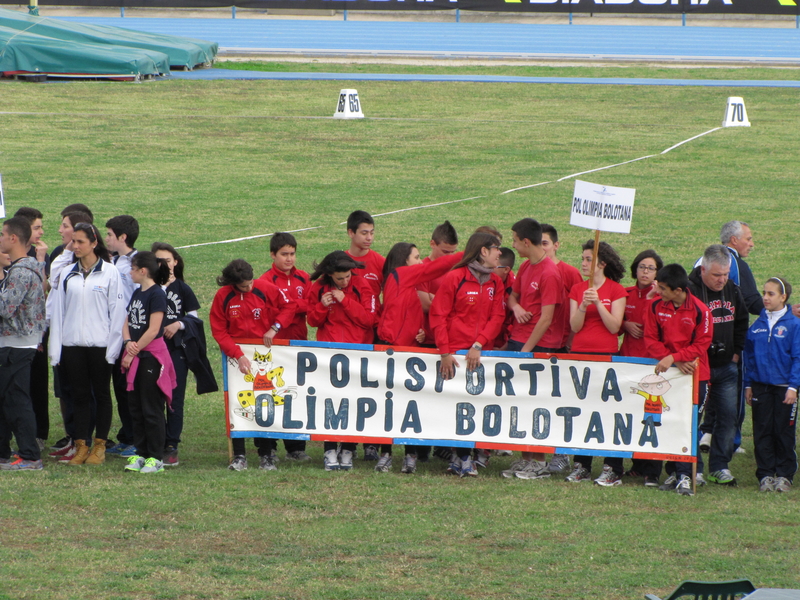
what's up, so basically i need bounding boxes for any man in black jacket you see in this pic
[688,245,749,486]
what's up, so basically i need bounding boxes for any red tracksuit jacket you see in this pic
[210,279,296,360]
[429,266,507,354]
[259,266,310,341]
[307,275,377,344]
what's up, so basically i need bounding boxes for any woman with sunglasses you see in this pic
[48,223,127,466]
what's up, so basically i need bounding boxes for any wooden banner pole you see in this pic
[589,229,601,284]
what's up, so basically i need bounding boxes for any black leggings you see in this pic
[60,346,112,441]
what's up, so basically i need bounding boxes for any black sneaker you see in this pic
[363,445,379,461]
[644,476,660,487]
[50,436,71,451]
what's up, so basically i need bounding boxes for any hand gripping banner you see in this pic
[224,340,699,463]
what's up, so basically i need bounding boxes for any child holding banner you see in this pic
[743,277,800,493]
[375,242,463,474]
[307,250,378,471]
[566,240,627,486]
[429,232,506,478]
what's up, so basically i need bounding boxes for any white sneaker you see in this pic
[323,449,340,471]
[339,449,354,471]
[699,433,712,453]
[547,454,571,474]
[501,459,528,479]
[400,454,417,474]
[375,453,392,473]
[514,460,551,480]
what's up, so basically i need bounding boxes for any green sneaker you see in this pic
[140,458,165,474]
[124,455,146,473]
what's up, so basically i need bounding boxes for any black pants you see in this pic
[128,354,167,461]
[575,455,624,475]
[324,441,355,452]
[750,382,798,483]
[112,349,134,445]
[0,348,39,461]
[165,345,188,449]
[30,331,49,440]
[232,437,277,457]
[60,346,113,441]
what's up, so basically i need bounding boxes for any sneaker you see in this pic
[323,449,340,471]
[699,433,712,453]
[49,440,74,458]
[363,445,379,461]
[696,472,707,487]
[759,476,776,492]
[0,454,18,464]
[676,474,694,496]
[124,456,146,473]
[565,465,591,482]
[375,453,392,473]
[774,477,792,493]
[0,457,43,471]
[473,449,491,469]
[644,476,660,487]
[140,458,165,474]
[460,456,477,478]
[501,459,529,479]
[658,474,677,491]
[163,447,179,467]
[734,446,747,455]
[434,446,453,461]
[285,450,311,462]
[119,445,138,458]
[446,456,462,476]
[494,449,513,457]
[623,469,644,478]
[50,436,71,451]
[228,455,247,471]
[339,449,354,471]
[56,445,78,462]
[708,469,737,486]
[400,454,417,474]
[515,460,551,480]
[106,442,135,456]
[259,454,278,471]
[594,465,622,487]
[547,454,571,474]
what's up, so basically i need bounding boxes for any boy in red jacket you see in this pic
[644,263,713,496]
[210,259,296,472]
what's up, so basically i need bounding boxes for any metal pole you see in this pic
[344,9,348,20]
[456,8,460,22]
[569,12,572,25]
[121,6,124,17]
[796,14,799,29]
[682,12,686,26]
[232,5,236,19]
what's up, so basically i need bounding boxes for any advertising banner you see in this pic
[14,0,799,15]
[224,340,699,462]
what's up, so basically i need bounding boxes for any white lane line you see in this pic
[338,196,484,225]
[556,155,658,182]
[661,127,721,154]
[175,226,323,249]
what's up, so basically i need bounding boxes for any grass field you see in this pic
[1,65,799,600]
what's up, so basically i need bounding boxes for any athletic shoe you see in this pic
[0,454,19,465]
[119,445,138,458]
[106,442,135,456]
[501,459,528,479]
[676,474,694,496]
[708,469,737,486]
[774,477,792,493]
[339,450,354,471]
[644,476,660,488]
[696,473,707,486]
[699,433,712,453]
[734,446,747,455]
[285,450,311,462]
[547,454,570,474]
[515,460,551,480]
[163,447,179,467]
[375,453,392,473]
[565,465,591,482]
[494,449,513,457]
[36,438,46,452]
[594,465,622,487]
[433,447,453,461]
[50,436,71,451]
[259,454,278,471]
[759,476,776,492]
[400,454,417,474]
[473,449,491,469]
[124,456,146,473]
[228,455,247,471]
[658,474,677,491]
[623,469,644,478]
[56,445,78,462]
[460,456,477,478]
[140,458,165,474]
[323,449,340,471]
[446,456,462,476]
[363,445,379,461]
[49,441,74,458]
[0,457,43,471]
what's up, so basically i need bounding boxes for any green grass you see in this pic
[0,68,799,599]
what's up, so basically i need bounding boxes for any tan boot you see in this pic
[68,439,89,465]
[85,438,106,465]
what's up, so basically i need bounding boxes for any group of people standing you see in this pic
[1,206,796,498]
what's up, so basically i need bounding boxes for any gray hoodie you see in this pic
[0,256,46,348]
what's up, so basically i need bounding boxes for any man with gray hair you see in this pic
[720,220,763,316]
[687,244,749,486]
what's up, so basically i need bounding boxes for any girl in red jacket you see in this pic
[307,251,378,471]
[373,243,462,474]
[429,232,506,478]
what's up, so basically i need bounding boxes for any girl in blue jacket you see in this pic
[743,277,800,493]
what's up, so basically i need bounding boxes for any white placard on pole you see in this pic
[0,174,5,219]
[570,180,635,234]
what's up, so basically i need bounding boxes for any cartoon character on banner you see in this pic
[630,373,671,427]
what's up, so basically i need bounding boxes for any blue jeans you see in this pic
[707,361,740,472]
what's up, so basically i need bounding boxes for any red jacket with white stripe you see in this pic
[307,275,377,344]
